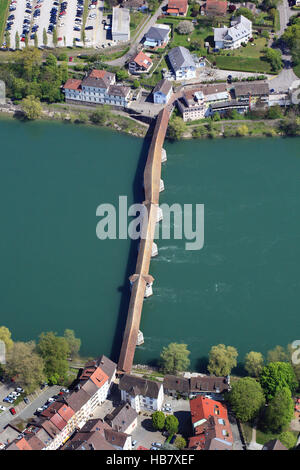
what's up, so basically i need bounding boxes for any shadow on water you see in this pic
[109,122,156,364]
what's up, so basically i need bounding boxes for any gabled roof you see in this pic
[168,46,195,72]
[105,403,138,433]
[84,355,117,382]
[145,24,170,42]
[234,81,269,97]
[132,51,153,69]
[163,375,189,393]
[153,79,173,96]
[82,70,115,89]
[167,0,188,14]
[63,79,82,91]
[119,374,162,398]
[205,0,227,15]
[262,439,288,450]
[214,15,252,43]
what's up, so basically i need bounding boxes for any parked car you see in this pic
[0,406,7,411]
[24,397,29,404]
[9,407,16,415]
[132,440,137,447]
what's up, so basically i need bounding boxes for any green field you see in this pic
[213,55,273,73]
[0,0,9,43]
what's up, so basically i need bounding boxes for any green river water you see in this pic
[0,118,300,369]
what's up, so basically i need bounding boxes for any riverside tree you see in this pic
[0,326,14,352]
[259,361,298,401]
[160,343,190,374]
[64,329,81,359]
[168,117,187,141]
[5,341,45,394]
[263,387,294,433]
[244,351,264,377]
[267,345,289,363]
[227,377,265,422]
[37,331,70,383]
[207,344,238,376]
[21,95,43,120]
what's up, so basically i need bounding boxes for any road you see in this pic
[0,384,61,431]
[107,0,168,67]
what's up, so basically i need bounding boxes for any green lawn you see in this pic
[213,55,273,74]
[256,429,299,447]
[0,0,9,43]
[130,11,147,37]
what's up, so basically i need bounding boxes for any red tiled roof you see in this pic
[133,51,153,69]
[14,437,32,451]
[79,366,109,389]
[89,69,107,79]
[167,0,188,14]
[205,0,228,15]
[63,79,82,90]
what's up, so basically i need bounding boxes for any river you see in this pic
[0,118,300,370]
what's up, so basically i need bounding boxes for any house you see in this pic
[188,395,233,450]
[163,375,190,397]
[177,83,230,120]
[122,0,148,11]
[144,24,170,48]
[233,81,269,109]
[62,418,132,450]
[167,46,196,80]
[129,51,153,74]
[167,0,188,16]
[119,374,164,412]
[205,0,227,16]
[262,439,288,450]
[112,7,130,42]
[153,79,173,104]
[214,15,252,49]
[105,403,138,434]
[64,70,132,108]
[189,375,231,395]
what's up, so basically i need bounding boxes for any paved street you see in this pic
[0,384,61,431]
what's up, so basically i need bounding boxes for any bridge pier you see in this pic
[160,179,165,192]
[161,148,167,163]
[156,206,163,223]
[152,242,158,257]
[136,330,144,346]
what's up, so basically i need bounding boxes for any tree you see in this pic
[168,117,187,141]
[152,411,165,430]
[192,126,206,138]
[236,124,249,136]
[235,8,254,22]
[227,377,265,422]
[267,105,283,119]
[15,31,20,50]
[267,345,289,363]
[160,343,190,374]
[207,344,238,376]
[278,431,297,449]
[21,95,43,120]
[63,329,81,359]
[174,436,186,449]
[76,112,89,124]
[133,79,140,89]
[245,351,264,377]
[37,332,69,382]
[265,48,282,72]
[259,362,298,401]
[0,326,13,352]
[165,414,179,435]
[4,31,10,49]
[90,105,111,125]
[190,39,203,52]
[212,112,221,121]
[43,28,48,47]
[53,28,58,47]
[5,341,45,393]
[116,69,128,81]
[263,387,294,433]
[34,33,38,48]
[25,35,29,48]
[176,21,194,35]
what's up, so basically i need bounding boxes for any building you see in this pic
[128,51,153,74]
[5,356,117,450]
[119,374,164,412]
[163,375,190,397]
[233,81,269,109]
[63,418,132,450]
[177,83,230,120]
[153,79,173,104]
[144,24,170,48]
[262,439,288,451]
[112,7,130,42]
[205,0,227,16]
[105,403,138,434]
[214,15,252,50]
[188,396,233,450]
[167,46,196,80]
[167,0,188,16]
[63,70,132,108]
[189,375,230,395]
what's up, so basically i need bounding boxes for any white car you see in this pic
[47,397,55,403]
[0,406,6,411]
[132,440,137,447]
[152,442,162,448]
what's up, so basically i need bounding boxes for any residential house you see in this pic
[63,418,132,450]
[119,374,164,412]
[144,24,170,48]
[166,0,188,16]
[189,375,231,395]
[105,403,138,434]
[129,51,153,74]
[112,7,130,42]
[214,15,252,49]
[205,0,227,16]
[167,46,196,80]
[64,70,132,108]
[153,79,173,104]
[233,81,269,109]
[262,439,288,450]
[163,375,190,397]
[188,395,233,450]
[177,83,230,120]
